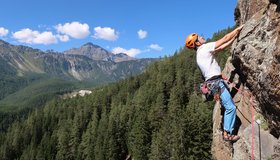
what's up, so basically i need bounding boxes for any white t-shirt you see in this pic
[196,42,221,81]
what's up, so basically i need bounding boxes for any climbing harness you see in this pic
[199,75,223,101]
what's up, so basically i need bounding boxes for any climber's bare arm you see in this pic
[214,25,243,49]
[211,35,237,54]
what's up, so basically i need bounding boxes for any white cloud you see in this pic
[12,28,57,45]
[149,44,163,51]
[57,34,69,42]
[138,29,147,39]
[93,26,118,41]
[0,27,9,37]
[55,22,90,39]
[112,47,141,57]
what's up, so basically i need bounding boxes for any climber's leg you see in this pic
[219,81,236,134]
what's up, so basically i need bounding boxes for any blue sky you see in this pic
[0,0,237,58]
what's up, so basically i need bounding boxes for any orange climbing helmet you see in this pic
[185,33,198,49]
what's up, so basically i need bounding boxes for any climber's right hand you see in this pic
[236,25,244,32]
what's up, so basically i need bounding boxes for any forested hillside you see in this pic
[0,27,233,160]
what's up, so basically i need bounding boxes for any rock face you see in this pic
[212,0,280,159]
[233,0,280,138]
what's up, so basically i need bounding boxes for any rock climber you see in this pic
[185,25,244,142]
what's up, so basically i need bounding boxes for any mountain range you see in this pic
[0,40,155,81]
[0,39,157,111]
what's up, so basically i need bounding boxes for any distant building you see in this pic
[78,90,92,96]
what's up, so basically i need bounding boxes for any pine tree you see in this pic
[94,111,108,160]
[56,120,71,160]
[183,94,213,159]
[78,108,99,160]
[128,110,151,160]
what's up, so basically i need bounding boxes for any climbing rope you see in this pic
[222,76,256,160]
[250,96,255,160]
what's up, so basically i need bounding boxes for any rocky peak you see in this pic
[212,0,280,159]
[0,39,15,53]
[0,39,9,46]
[0,40,42,55]
[64,42,113,61]
[110,53,136,62]
[64,42,136,62]
[81,42,103,49]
